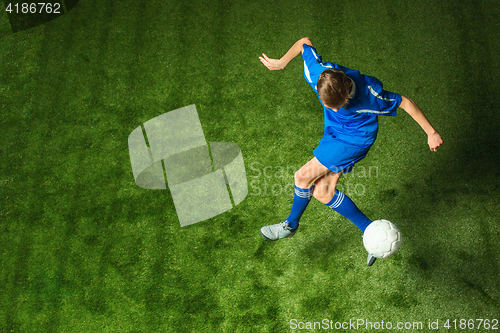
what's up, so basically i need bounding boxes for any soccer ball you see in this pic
[363,219,402,259]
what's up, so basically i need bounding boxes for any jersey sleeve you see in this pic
[363,76,402,117]
[302,44,332,90]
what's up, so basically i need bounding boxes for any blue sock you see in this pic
[285,185,314,230]
[326,190,372,232]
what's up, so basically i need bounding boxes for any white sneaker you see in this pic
[260,221,297,241]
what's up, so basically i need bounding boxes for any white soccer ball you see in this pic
[363,219,402,259]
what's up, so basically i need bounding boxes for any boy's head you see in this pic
[317,69,352,110]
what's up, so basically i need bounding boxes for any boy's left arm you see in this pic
[399,96,444,152]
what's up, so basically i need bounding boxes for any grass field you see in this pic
[1,0,500,332]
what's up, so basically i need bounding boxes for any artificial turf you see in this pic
[1,0,499,332]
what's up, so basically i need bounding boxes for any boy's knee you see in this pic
[294,170,304,186]
[294,169,312,187]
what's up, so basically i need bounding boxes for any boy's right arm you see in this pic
[259,37,314,71]
[399,96,444,152]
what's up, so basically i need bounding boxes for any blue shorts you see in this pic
[313,134,371,173]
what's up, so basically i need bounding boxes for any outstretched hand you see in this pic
[259,54,284,71]
[428,132,444,152]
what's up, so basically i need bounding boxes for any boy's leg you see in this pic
[260,157,330,241]
[313,171,372,233]
[285,157,332,229]
[309,170,376,266]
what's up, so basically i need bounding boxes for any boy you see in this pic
[258,37,443,266]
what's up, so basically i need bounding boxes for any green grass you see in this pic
[1,0,500,332]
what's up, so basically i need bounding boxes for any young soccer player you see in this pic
[258,37,443,266]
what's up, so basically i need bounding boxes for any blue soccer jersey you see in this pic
[302,44,402,148]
